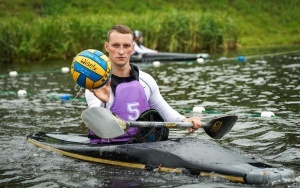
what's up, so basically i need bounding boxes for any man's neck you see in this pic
[135,41,141,46]
[112,64,131,77]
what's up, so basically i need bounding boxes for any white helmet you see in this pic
[133,30,142,38]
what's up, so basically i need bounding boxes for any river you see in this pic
[0,48,299,187]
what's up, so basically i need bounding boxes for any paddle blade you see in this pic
[203,115,238,139]
[81,107,126,139]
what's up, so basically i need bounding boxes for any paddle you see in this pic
[81,107,238,139]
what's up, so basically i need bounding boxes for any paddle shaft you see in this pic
[81,107,238,139]
[128,121,208,128]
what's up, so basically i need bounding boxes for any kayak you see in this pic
[27,132,296,185]
[130,52,209,63]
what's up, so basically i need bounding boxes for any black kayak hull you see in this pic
[130,52,209,63]
[27,132,296,185]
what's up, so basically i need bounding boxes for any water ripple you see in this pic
[0,52,299,187]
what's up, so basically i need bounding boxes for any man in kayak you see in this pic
[85,24,201,144]
[132,30,158,55]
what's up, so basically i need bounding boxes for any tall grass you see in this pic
[0,13,238,64]
[0,0,300,64]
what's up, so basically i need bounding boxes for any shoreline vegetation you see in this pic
[0,0,299,64]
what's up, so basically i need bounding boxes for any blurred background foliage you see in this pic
[0,0,299,63]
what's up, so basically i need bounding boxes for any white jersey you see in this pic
[85,70,186,122]
[132,42,156,55]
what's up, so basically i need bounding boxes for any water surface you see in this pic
[0,49,299,187]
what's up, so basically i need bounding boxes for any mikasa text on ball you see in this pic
[71,49,112,89]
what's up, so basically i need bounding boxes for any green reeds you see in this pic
[1,0,300,64]
[0,13,238,64]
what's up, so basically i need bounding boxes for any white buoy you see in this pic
[61,67,70,73]
[261,111,275,117]
[17,90,27,97]
[153,61,161,67]
[192,106,206,113]
[196,58,204,64]
[9,71,18,77]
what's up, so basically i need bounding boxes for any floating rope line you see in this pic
[0,67,70,78]
[216,49,300,62]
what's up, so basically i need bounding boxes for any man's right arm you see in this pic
[85,89,102,107]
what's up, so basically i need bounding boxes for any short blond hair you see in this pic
[107,24,133,42]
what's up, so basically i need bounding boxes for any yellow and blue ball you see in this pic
[71,49,112,89]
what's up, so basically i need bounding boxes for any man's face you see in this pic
[135,36,143,43]
[104,31,134,67]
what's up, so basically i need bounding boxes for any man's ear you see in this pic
[104,42,108,52]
